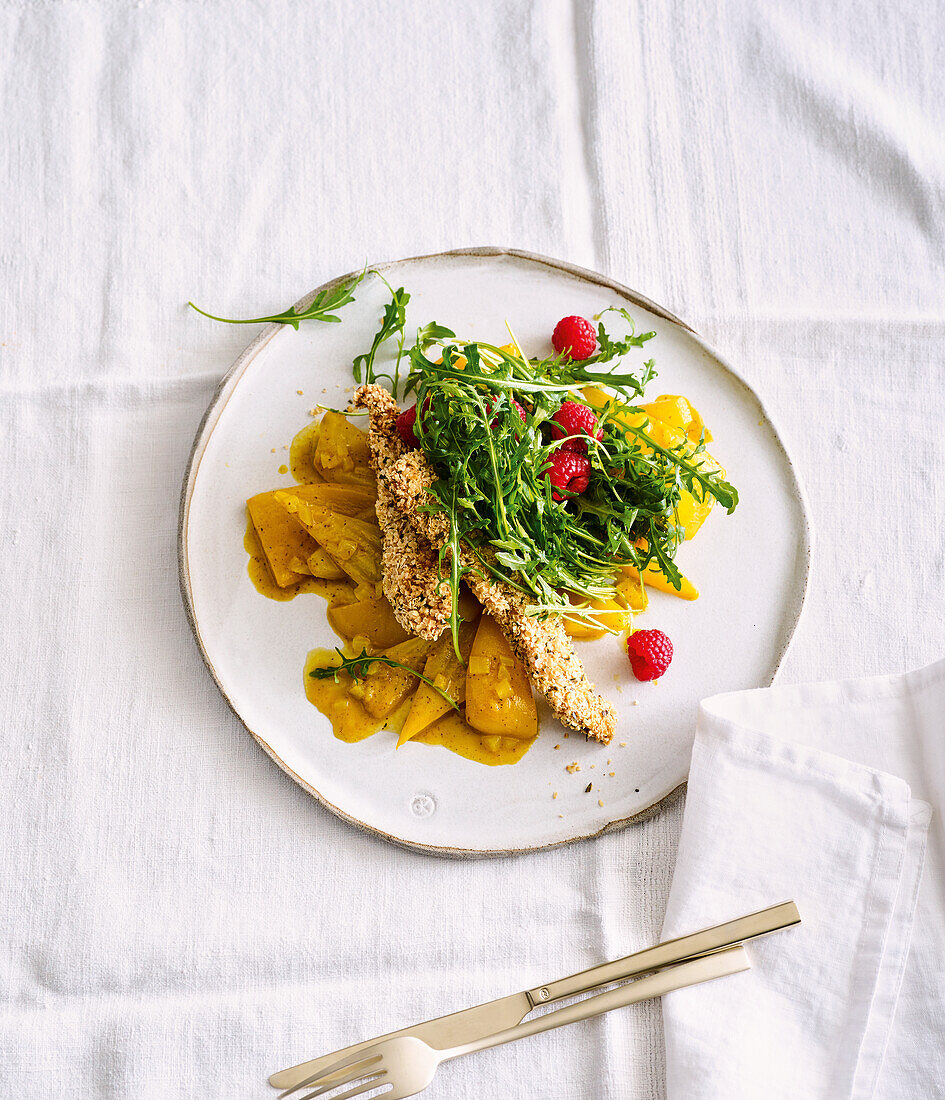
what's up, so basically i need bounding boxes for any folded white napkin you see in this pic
[661,659,945,1099]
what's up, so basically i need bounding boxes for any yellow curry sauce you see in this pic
[246,418,539,766]
[302,649,534,766]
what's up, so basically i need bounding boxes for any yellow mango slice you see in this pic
[306,548,346,580]
[616,566,648,613]
[465,615,538,740]
[642,563,699,600]
[398,619,478,747]
[563,594,631,639]
[246,492,317,587]
[313,411,375,486]
[641,394,711,444]
[327,591,410,648]
[355,638,431,720]
[275,497,382,586]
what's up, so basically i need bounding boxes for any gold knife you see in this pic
[269,900,799,1090]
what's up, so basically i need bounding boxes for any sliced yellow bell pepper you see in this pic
[641,563,699,600]
[563,594,631,639]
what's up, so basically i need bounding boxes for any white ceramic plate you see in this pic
[180,248,810,856]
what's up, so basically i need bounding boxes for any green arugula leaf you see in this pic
[189,269,368,329]
[398,319,737,611]
[309,648,460,711]
[416,321,456,351]
[352,280,411,396]
[588,307,656,364]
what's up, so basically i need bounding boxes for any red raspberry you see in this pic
[549,401,602,453]
[544,450,591,501]
[396,403,420,448]
[396,395,437,448]
[626,629,673,682]
[552,315,597,360]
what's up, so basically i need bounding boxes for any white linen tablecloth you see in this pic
[1,2,943,1096]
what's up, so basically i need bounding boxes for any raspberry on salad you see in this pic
[626,629,673,682]
[544,450,591,501]
[552,315,597,361]
[396,403,420,448]
[550,401,602,453]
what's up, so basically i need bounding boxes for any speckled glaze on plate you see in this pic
[179,248,810,857]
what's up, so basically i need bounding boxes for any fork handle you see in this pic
[448,945,750,1060]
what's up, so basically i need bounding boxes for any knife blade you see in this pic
[268,991,531,1090]
[268,900,799,1091]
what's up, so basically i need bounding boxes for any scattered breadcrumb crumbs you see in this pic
[559,814,564,818]
[270,447,276,453]
[607,759,611,765]
[632,700,640,706]
[585,782,592,793]
[282,444,288,450]
[296,389,304,395]
[309,408,318,416]
[609,772,615,777]
[619,742,627,747]
[554,744,560,750]
[278,464,288,474]
[615,685,623,694]
[598,799,604,807]
[589,764,595,769]
[566,762,581,774]
[552,792,558,799]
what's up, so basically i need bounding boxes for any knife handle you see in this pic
[526,900,798,1007]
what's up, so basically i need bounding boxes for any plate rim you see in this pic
[178,245,812,858]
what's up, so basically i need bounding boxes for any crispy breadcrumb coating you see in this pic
[351,385,453,641]
[384,450,617,744]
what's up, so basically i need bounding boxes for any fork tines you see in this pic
[279,1048,386,1100]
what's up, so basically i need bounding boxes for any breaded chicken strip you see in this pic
[351,385,453,641]
[384,450,617,744]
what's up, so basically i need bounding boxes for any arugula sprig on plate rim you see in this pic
[188,269,369,329]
